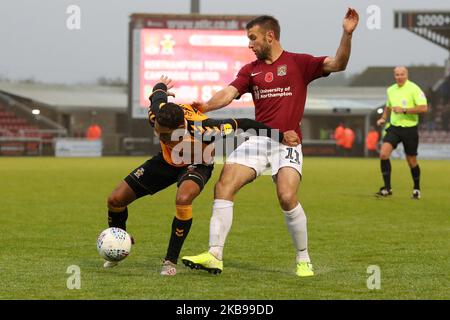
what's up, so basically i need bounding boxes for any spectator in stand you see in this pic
[342,125,355,157]
[334,122,345,156]
[366,126,379,157]
[86,123,102,140]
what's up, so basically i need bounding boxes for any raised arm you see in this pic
[148,75,175,124]
[323,8,359,73]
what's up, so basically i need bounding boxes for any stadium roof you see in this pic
[350,66,445,89]
[305,86,385,115]
[0,81,127,111]
[0,81,385,116]
[209,86,386,118]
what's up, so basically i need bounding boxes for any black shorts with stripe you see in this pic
[124,153,214,199]
[383,125,419,156]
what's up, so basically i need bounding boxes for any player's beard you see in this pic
[255,40,271,61]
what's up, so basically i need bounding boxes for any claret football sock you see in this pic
[108,208,128,231]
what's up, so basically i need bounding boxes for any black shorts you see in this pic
[124,153,214,199]
[383,125,419,156]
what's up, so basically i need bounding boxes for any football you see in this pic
[96,227,132,262]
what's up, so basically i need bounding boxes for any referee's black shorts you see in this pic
[383,125,419,156]
[124,153,214,199]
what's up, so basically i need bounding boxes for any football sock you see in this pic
[283,203,310,263]
[108,207,128,231]
[380,159,391,190]
[165,216,192,264]
[209,199,233,261]
[411,165,421,190]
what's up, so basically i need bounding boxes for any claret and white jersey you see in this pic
[227,51,328,176]
[230,51,328,141]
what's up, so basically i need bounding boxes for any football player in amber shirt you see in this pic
[104,76,299,276]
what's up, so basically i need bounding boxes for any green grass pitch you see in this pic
[0,157,448,299]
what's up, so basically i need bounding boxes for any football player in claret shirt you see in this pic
[104,76,300,275]
[182,10,359,277]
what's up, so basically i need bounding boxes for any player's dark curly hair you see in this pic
[156,103,185,129]
[246,15,280,40]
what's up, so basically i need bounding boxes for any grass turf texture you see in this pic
[0,157,448,299]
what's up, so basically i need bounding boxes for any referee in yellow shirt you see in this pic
[376,66,428,199]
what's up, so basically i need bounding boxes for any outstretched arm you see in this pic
[323,8,359,73]
[194,86,240,113]
[201,117,299,146]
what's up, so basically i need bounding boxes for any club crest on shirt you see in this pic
[134,168,145,178]
[277,65,287,76]
[265,72,274,83]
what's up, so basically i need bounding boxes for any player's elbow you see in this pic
[207,91,232,111]
[325,58,347,73]
[335,60,348,72]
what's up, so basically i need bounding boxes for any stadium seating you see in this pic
[0,104,42,155]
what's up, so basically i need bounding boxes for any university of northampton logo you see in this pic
[277,65,287,76]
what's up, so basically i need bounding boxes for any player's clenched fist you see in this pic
[282,130,300,146]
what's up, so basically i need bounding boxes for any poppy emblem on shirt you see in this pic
[265,72,274,83]
[277,65,287,76]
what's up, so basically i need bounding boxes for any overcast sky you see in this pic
[0,0,448,84]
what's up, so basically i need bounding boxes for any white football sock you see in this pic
[208,199,233,261]
[283,202,310,263]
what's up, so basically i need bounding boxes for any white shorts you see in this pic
[226,136,303,177]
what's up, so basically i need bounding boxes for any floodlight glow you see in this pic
[32,109,40,115]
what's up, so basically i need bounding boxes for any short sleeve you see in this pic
[386,90,391,107]
[294,54,328,84]
[413,86,427,106]
[229,63,252,96]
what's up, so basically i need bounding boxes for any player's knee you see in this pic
[406,156,417,168]
[379,151,390,160]
[107,193,127,210]
[379,145,392,160]
[277,191,297,211]
[175,192,195,205]
[214,179,236,200]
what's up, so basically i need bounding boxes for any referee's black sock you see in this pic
[411,165,421,190]
[108,208,128,231]
[165,217,192,264]
[380,159,391,190]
